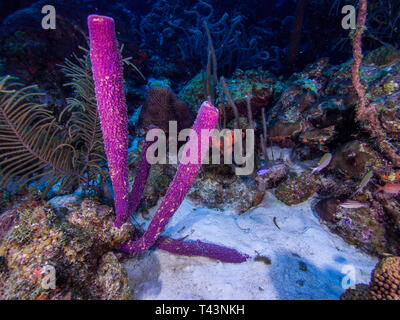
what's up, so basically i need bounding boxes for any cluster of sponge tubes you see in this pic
[88,14,249,263]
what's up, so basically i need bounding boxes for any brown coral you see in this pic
[369,256,400,300]
[274,172,319,206]
[139,86,194,133]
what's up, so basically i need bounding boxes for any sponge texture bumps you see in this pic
[88,15,129,228]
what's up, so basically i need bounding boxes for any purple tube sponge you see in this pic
[155,236,249,263]
[120,101,219,253]
[87,14,249,263]
[125,126,156,221]
[88,15,129,227]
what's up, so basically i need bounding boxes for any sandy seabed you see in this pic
[123,192,377,300]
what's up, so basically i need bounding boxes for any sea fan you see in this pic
[0,45,142,200]
[0,76,80,196]
[60,48,110,195]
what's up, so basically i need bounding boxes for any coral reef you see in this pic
[0,199,134,299]
[188,164,259,214]
[91,252,133,300]
[179,68,280,121]
[275,172,319,206]
[0,0,399,300]
[314,196,397,256]
[255,164,288,192]
[369,256,400,300]
[330,141,381,179]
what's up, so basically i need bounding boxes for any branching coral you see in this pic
[330,0,399,49]
[352,0,400,168]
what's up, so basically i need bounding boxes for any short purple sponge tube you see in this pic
[155,236,249,263]
[88,15,129,227]
[125,126,156,222]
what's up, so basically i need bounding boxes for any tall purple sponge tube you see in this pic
[88,15,129,226]
[120,101,219,253]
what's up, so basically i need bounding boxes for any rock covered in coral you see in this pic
[342,256,400,301]
[66,200,134,250]
[255,163,288,192]
[188,164,259,214]
[314,194,400,256]
[330,141,383,179]
[364,45,400,68]
[267,46,400,158]
[0,203,23,242]
[267,59,332,145]
[0,199,134,299]
[369,256,400,300]
[339,284,370,300]
[178,68,281,119]
[378,195,400,237]
[274,172,319,206]
[91,251,133,300]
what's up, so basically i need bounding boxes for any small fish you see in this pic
[352,170,374,196]
[310,153,332,176]
[257,167,271,176]
[273,217,280,230]
[382,252,394,257]
[374,183,400,195]
[339,200,370,209]
[254,255,272,265]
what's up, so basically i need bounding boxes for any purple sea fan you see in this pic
[88,15,129,227]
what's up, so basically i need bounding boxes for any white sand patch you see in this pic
[123,191,377,300]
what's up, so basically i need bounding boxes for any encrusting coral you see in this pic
[0,199,134,299]
[88,14,248,263]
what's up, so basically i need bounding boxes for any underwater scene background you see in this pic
[0,0,399,300]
